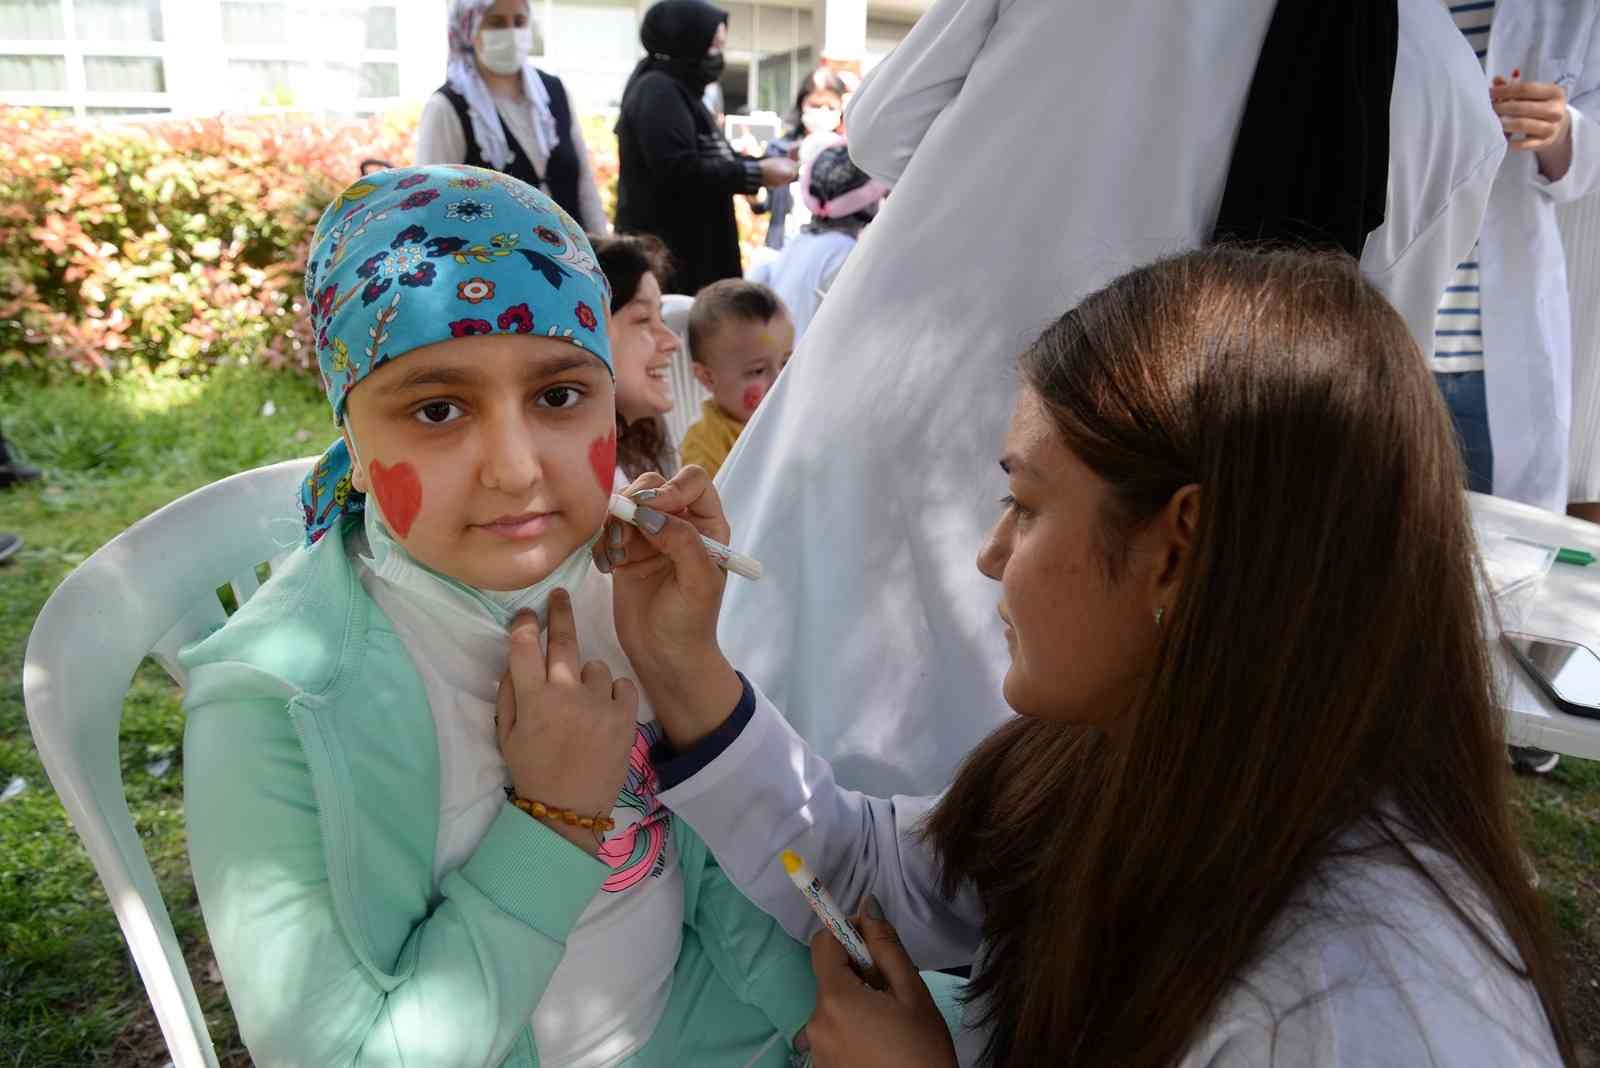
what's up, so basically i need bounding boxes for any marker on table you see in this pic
[607,494,764,580]
[780,849,880,980]
[1557,547,1596,567]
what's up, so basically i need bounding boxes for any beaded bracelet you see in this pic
[512,796,616,838]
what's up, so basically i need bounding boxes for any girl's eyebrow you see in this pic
[376,354,600,395]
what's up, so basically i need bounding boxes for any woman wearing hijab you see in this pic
[614,0,797,295]
[709,0,1508,799]
[415,0,608,234]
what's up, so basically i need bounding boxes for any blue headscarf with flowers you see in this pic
[298,164,612,545]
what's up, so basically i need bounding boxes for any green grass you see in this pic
[0,367,1597,1063]
[0,366,329,1066]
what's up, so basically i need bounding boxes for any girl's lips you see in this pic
[477,512,556,541]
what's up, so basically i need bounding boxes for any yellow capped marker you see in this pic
[780,849,877,975]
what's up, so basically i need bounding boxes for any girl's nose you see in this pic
[976,518,1010,581]
[479,414,541,494]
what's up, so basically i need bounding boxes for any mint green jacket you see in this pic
[180,521,815,1067]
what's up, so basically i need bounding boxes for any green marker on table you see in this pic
[1556,547,1596,567]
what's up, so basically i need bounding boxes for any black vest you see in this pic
[437,72,583,223]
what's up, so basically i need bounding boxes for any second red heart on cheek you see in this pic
[589,429,617,493]
[369,459,424,538]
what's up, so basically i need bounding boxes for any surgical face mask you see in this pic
[478,25,534,76]
[801,107,842,135]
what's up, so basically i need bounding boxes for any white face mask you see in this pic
[801,106,842,135]
[477,25,535,76]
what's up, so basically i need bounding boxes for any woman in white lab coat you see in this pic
[1473,1,1600,510]
[706,0,1507,799]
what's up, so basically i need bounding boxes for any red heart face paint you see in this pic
[369,459,423,538]
[741,384,766,416]
[588,428,618,492]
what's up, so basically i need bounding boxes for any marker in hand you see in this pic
[781,849,883,985]
[608,493,764,580]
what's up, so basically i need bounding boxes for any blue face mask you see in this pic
[360,503,599,634]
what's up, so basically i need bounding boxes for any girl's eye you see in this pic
[414,401,463,425]
[1000,494,1031,519]
[538,386,584,410]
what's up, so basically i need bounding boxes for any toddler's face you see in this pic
[693,312,795,423]
[343,334,615,591]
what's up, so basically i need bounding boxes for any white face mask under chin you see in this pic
[358,484,598,636]
[477,26,534,77]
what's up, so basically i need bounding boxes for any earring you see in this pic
[1154,606,1165,627]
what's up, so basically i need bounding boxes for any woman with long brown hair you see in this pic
[548,245,1580,1065]
[591,233,680,483]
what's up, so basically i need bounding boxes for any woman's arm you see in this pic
[626,74,763,195]
[845,0,1005,186]
[414,91,468,166]
[184,693,607,1066]
[1534,94,1600,203]
[567,111,610,235]
[656,679,983,971]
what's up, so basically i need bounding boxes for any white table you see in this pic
[1471,491,1600,760]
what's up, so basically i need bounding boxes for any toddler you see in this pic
[180,165,813,1068]
[678,280,794,478]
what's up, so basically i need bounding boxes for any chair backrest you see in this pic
[22,456,315,1068]
[660,292,710,449]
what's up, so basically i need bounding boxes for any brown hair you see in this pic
[589,233,676,480]
[926,247,1574,1066]
[687,279,784,363]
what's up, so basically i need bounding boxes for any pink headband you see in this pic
[799,136,889,220]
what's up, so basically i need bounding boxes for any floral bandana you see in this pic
[298,164,612,545]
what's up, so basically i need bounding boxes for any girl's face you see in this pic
[801,89,845,135]
[343,334,616,591]
[609,272,679,423]
[976,389,1170,725]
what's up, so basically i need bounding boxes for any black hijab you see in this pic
[1212,0,1398,259]
[624,0,729,96]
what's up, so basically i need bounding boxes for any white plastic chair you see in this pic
[22,456,316,1068]
[660,293,711,449]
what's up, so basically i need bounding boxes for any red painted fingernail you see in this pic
[1513,69,1521,79]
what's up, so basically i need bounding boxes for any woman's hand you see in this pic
[1491,76,1573,180]
[759,157,799,188]
[598,468,743,750]
[495,593,638,855]
[795,898,959,1068]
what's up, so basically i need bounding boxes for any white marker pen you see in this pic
[780,849,879,978]
[607,494,764,580]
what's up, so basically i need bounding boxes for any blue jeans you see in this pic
[1434,371,1493,494]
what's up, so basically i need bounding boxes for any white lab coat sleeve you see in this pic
[657,685,985,970]
[845,0,1006,186]
[567,109,611,235]
[1536,100,1600,204]
[415,91,469,166]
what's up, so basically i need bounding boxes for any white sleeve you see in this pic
[657,685,985,970]
[1359,0,1505,358]
[566,108,611,235]
[1537,102,1600,204]
[415,91,469,166]
[845,0,1005,186]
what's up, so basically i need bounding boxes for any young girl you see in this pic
[595,248,1574,1066]
[758,67,852,252]
[592,233,680,482]
[180,165,812,1067]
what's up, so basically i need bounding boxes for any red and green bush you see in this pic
[0,106,422,377]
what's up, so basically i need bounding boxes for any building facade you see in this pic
[0,0,925,119]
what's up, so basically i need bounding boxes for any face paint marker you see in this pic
[588,428,618,493]
[369,460,423,538]
[608,494,763,581]
[780,850,882,984]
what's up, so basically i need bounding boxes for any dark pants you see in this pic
[1435,371,1493,494]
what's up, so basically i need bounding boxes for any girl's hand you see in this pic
[1491,76,1573,180]
[598,467,742,749]
[495,593,638,855]
[795,898,959,1068]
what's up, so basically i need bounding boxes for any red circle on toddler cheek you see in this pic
[369,460,423,538]
[741,385,765,414]
[589,428,618,492]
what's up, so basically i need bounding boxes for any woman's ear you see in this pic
[343,428,369,493]
[1152,483,1200,602]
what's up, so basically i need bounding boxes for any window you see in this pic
[0,0,64,40]
[83,53,163,92]
[364,5,396,51]
[0,51,65,90]
[228,58,309,105]
[74,0,162,42]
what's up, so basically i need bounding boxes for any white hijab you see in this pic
[446,0,559,171]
